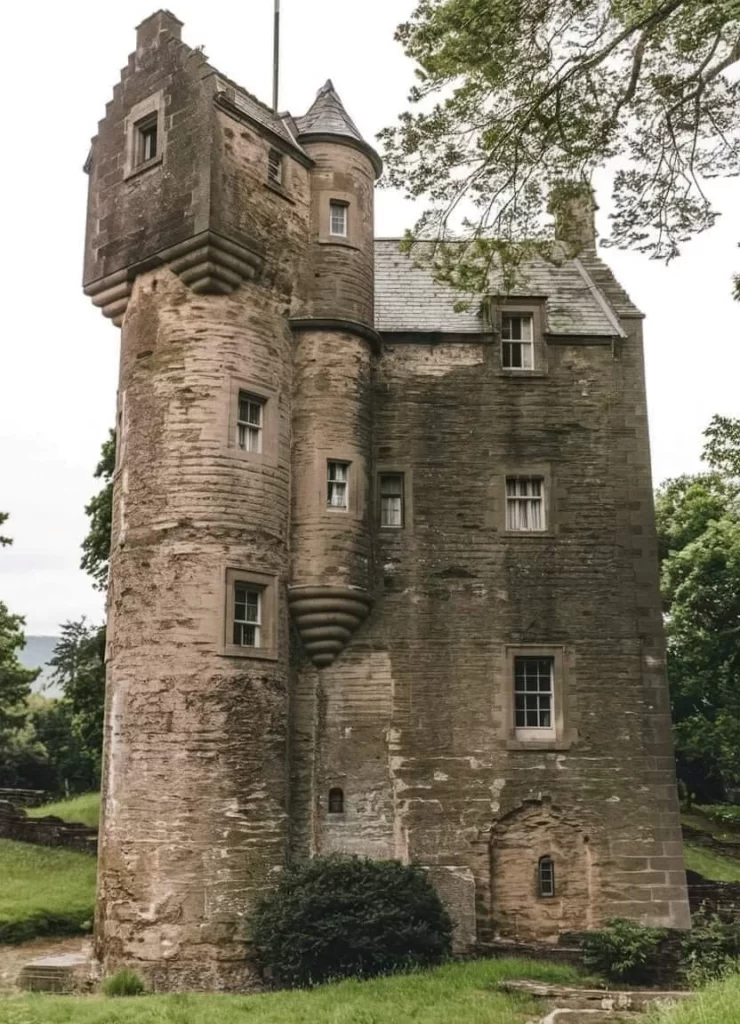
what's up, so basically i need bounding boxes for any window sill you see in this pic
[264,180,295,204]
[318,238,362,252]
[219,645,279,662]
[503,530,556,539]
[498,369,549,379]
[124,154,163,181]
[506,735,576,752]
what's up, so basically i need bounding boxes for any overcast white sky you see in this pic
[0,1,738,635]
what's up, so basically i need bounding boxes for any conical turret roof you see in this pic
[296,80,382,177]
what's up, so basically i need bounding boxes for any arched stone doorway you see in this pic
[490,800,597,941]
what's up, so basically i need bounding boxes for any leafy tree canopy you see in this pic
[49,619,106,785]
[655,416,740,799]
[381,0,740,290]
[0,513,39,733]
[80,430,115,591]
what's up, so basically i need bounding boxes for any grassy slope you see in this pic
[683,843,740,882]
[0,958,587,1024]
[0,840,96,943]
[27,793,100,829]
[646,972,740,1024]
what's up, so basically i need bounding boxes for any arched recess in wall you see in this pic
[489,799,596,942]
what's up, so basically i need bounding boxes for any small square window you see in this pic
[379,473,404,528]
[233,583,262,648]
[327,461,349,510]
[514,657,554,730]
[506,476,546,531]
[267,148,283,186]
[502,314,534,370]
[135,114,158,166]
[329,201,348,237]
[237,392,264,453]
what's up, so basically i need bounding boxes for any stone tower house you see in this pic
[83,11,690,991]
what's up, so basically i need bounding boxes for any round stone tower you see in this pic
[288,82,383,668]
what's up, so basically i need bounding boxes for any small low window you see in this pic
[506,476,545,531]
[380,473,404,528]
[135,113,158,165]
[329,201,348,237]
[502,314,534,370]
[327,461,349,510]
[237,392,264,453]
[515,656,554,730]
[328,788,344,814]
[538,855,555,897]
[233,583,262,648]
[267,148,283,186]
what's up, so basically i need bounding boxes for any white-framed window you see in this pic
[267,148,283,186]
[135,113,159,165]
[380,473,403,528]
[329,201,348,237]
[506,476,545,531]
[237,392,264,453]
[538,855,555,897]
[501,313,534,370]
[233,582,262,648]
[514,656,554,731]
[327,461,349,509]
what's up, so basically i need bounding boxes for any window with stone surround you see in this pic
[124,91,165,179]
[538,855,555,897]
[506,476,546,531]
[222,568,278,660]
[237,392,264,453]
[514,656,555,739]
[135,113,159,165]
[501,313,534,369]
[327,461,350,510]
[267,148,283,187]
[379,473,404,528]
[329,200,348,237]
[328,788,344,814]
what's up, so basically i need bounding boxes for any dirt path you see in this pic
[0,937,90,993]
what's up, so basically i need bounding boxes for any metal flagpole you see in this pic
[272,0,280,111]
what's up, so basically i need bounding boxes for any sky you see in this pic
[0,0,738,636]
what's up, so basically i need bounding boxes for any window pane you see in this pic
[380,474,402,496]
[330,202,347,236]
[522,342,534,369]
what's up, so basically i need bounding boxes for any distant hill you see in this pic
[19,636,61,696]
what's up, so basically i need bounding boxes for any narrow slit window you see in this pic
[135,114,158,165]
[328,788,344,814]
[233,583,261,648]
[237,392,264,453]
[501,314,534,370]
[267,148,283,186]
[380,473,404,528]
[506,476,545,531]
[327,461,349,510]
[329,201,348,237]
[538,856,555,897]
[514,656,554,730]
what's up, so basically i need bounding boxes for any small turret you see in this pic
[288,82,382,667]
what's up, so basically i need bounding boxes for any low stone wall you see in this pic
[686,870,740,919]
[682,824,740,860]
[0,801,97,855]
[0,788,47,808]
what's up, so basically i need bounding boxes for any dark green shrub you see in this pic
[102,968,146,997]
[251,855,453,988]
[582,918,666,984]
[682,911,740,987]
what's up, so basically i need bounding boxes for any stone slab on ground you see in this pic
[0,937,91,994]
[501,980,693,1013]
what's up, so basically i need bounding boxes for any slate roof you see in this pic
[211,70,309,156]
[374,240,640,337]
[295,80,383,175]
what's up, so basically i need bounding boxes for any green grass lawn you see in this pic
[26,793,100,829]
[0,839,96,944]
[683,842,740,882]
[0,958,587,1024]
[646,971,740,1024]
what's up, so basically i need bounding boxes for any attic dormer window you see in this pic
[329,201,348,237]
[267,148,283,186]
[501,313,534,370]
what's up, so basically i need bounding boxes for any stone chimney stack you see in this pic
[136,9,183,50]
[549,181,597,254]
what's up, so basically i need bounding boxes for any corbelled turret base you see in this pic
[288,585,372,667]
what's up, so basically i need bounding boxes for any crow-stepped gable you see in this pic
[83,10,690,992]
